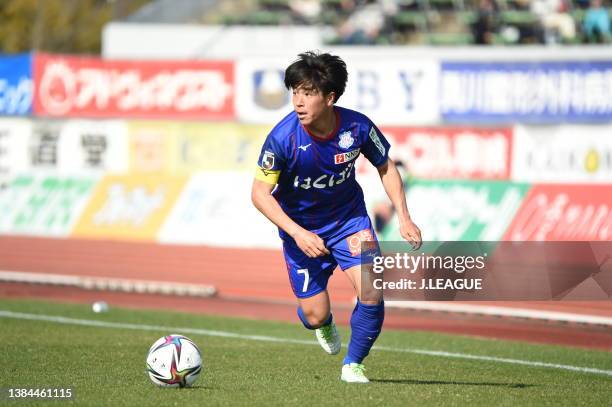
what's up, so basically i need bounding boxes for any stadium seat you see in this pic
[398,0,424,11]
[427,0,465,11]
[459,10,478,25]
[393,11,429,32]
[499,10,539,26]
[425,31,474,44]
[243,10,289,25]
[259,0,291,12]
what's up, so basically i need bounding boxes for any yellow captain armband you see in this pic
[255,165,281,185]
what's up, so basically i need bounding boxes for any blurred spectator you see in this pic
[583,0,611,43]
[531,0,577,44]
[289,0,322,24]
[472,0,498,45]
[513,0,532,9]
[575,0,592,9]
[500,0,538,44]
[336,0,399,44]
[339,0,358,13]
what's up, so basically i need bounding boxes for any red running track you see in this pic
[0,236,611,350]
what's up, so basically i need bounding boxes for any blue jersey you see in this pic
[255,106,390,239]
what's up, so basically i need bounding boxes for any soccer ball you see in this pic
[146,334,202,387]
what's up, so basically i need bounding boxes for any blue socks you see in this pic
[297,300,384,365]
[343,300,385,365]
[297,306,332,330]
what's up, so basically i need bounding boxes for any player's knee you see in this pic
[303,310,330,328]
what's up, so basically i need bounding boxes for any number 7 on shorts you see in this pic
[297,269,309,293]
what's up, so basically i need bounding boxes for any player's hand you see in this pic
[293,229,330,258]
[400,219,422,250]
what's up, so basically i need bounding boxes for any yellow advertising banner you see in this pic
[127,121,177,174]
[72,174,187,241]
[127,122,270,173]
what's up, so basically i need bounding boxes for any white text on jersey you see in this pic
[293,162,355,190]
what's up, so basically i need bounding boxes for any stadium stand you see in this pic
[127,0,610,45]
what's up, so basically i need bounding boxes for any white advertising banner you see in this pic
[58,120,129,174]
[236,57,440,125]
[235,57,293,124]
[158,172,281,248]
[29,120,63,172]
[25,119,130,175]
[0,119,31,185]
[512,125,612,184]
[342,58,440,125]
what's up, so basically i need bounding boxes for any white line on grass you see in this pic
[387,301,612,326]
[1,310,611,378]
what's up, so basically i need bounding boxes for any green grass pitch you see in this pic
[0,298,610,406]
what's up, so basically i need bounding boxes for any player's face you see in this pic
[292,85,334,127]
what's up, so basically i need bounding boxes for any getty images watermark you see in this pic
[372,251,488,290]
[0,387,74,401]
[360,241,612,301]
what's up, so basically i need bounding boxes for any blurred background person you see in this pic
[289,0,322,24]
[583,0,611,43]
[471,0,499,45]
[531,0,577,44]
[336,0,399,44]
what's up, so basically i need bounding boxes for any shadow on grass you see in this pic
[154,385,217,391]
[370,379,533,388]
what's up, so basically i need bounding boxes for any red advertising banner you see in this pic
[33,54,235,120]
[359,127,513,180]
[504,185,612,241]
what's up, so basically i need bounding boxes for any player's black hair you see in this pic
[284,51,347,103]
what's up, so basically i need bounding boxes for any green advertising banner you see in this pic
[0,175,97,237]
[381,179,531,241]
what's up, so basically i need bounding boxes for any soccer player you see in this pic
[251,51,421,383]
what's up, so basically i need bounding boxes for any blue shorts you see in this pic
[283,215,380,298]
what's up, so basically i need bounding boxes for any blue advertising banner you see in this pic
[0,53,33,116]
[441,61,612,123]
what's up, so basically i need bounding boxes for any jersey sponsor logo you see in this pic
[298,143,311,152]
[338,131,354,149]
[369,127,386,156]
[334,148,360,164]
[261,150,275,170]
[293,161,355,190]
[346,229,374,256]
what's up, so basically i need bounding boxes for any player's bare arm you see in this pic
[377,159,422,249]
[251,179,330,258]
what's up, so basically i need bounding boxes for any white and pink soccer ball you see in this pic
[146,334,202,388]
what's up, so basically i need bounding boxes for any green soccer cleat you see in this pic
[340,363,369,383]
[315,321,341,355]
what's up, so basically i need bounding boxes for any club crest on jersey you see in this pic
[338,131,354,149]
[334,148,360,164]
[262,151,275,170]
